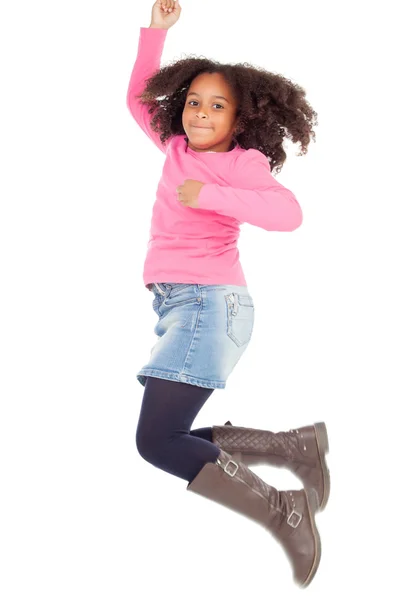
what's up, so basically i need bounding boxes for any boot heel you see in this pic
[314,422,329,454]
[313,422,330,511]
[302,487,322,587]
[306,486,319,515]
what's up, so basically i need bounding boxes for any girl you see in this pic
[126,0,329,588]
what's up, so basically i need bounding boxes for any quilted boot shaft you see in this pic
[187,448,321,587]
[212,421,330,510]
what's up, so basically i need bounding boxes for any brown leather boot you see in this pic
[187,448,321,587]
[212,421,330,511]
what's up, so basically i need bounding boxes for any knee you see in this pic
[135,427,162,465]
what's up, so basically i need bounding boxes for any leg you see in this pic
[191,420,330,510]
[135,377,220,483]
[211,420,330,510]
[187,448,322,587]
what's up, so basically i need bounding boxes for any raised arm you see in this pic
[126,1,182,154]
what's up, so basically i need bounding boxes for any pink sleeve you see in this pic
[126,27,170,154]
[197,150,303,231]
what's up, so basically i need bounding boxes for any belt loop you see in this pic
[155,283,166,296]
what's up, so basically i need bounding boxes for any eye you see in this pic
[188,101,224,109]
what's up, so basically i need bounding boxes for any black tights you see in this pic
[135,377,220,483]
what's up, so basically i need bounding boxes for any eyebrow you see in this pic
[187,92,230,104]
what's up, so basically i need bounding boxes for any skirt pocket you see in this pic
[225,292,255,347]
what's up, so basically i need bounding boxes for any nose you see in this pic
[194,108,209,118]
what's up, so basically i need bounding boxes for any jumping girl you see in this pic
[126,0,329,588]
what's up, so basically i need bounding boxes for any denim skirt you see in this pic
[136,282,255,390]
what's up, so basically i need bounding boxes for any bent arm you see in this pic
[197,151,303,231]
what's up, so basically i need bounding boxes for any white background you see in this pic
[1,0,406,597]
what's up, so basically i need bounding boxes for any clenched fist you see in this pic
[176,179,205,209]
[150,0,182,30]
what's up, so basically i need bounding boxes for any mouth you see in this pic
[191,125,212,130]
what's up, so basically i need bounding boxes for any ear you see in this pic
[233,120,244,137]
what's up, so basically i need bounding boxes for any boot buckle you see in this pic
[217,457,239,477]
[224,459,239,476]
[287,510,302,528]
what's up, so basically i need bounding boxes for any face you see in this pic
[182,72,240,153]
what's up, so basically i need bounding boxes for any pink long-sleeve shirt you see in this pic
[126,27,303,289]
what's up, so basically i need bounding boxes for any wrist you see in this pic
[149,24,169,29]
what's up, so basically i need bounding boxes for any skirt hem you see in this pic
[136,368,226,390]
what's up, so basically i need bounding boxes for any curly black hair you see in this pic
[135,53,318,174]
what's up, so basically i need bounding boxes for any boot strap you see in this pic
[216,455,303,528]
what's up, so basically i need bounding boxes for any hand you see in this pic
[150,0,182,30]
[176,179,205,209]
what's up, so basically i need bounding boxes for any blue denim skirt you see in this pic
[136,282,255,390]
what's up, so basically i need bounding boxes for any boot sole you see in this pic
[313,422,330,511]
[301,487,322,587]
